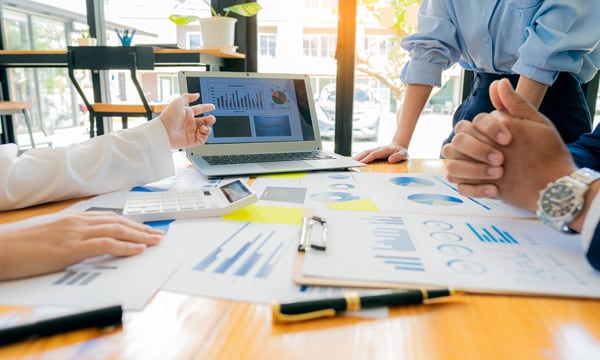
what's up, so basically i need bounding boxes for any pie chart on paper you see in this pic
[390,176,435,187]
[407,193,463,206]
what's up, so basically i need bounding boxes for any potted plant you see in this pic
[76,28,97,46]
[169,1,262,49]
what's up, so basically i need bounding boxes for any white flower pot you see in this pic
[198,17,237,48]
[76,38,97,46]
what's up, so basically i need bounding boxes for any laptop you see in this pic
[178,71,367,177]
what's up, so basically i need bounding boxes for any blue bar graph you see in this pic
[364,214,424,272]
[234,232,274,276]
[466,223,519,244]
[255,241,284,279]
[364,216,405,226]
[208,85,265,111]
[214,238,256,274]
[193,223,250,271]
[373,228,415,252]
[375,255,425,272]
[192,223,287,279]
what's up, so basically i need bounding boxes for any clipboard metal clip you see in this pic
[298,215,327,252]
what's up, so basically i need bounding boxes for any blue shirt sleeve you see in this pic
[588,223,600,271]
[400,0,462,87]
[401,0,600,87]
[568,125,600,171]
[511,0,600,85]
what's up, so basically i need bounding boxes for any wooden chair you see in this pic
[67,46,166,137]
[0,100,36,149]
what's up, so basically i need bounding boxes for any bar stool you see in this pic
[0,100,36,149]
[67,46,166,137]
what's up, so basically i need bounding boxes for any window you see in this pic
[303,34,336,58]
[304,0,337,9]
[364,34,396,58]
[259,32,277,58]
[2,7,77,137]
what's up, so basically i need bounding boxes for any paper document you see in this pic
[300,211,600,298]
[251,172,532,217]
[164,219,381,305]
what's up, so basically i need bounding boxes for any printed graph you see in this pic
[466,222,519,244]
[364,215,425,272]
[193,223,286,279]
[389,176,435,187]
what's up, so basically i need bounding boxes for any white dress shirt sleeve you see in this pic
[0,118,175,210]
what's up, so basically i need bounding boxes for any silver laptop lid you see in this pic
[179,71,323,156]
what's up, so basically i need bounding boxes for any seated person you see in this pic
[0,93,216,280]
[441,78,600,270]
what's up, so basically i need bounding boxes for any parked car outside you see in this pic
[315,84,381,141]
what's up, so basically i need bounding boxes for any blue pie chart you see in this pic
[311,192,360,203]
[390,176,435,187]
[407,193,463,206]
[330,183,355,190]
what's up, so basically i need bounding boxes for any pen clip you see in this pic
[298,215,327,252]
[271,303,336,323]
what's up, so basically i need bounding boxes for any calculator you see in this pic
[122,179,258,222]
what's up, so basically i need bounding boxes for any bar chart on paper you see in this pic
[163,221,308,304]
[302,213,431,285]
[367,215,425,272]
[301,211,600,298]
[466,222,519,244]
[192,222,285,278]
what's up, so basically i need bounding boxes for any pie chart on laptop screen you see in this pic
[407,193,463,206]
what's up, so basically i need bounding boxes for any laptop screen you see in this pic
[181,72,317,146]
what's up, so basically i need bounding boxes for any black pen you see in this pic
[271,288,455,323]
[0,305,122,346]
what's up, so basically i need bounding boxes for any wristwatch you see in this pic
[537,168,600,233]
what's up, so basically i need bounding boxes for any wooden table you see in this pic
[1,159,599,359]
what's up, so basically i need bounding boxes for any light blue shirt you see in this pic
[401,0,600,87]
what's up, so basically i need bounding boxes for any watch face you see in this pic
[540,184,578,218]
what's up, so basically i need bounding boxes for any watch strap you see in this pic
[571,168,600,186]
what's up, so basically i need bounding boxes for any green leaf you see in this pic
[223,3,262,17]
[168,14,200,26]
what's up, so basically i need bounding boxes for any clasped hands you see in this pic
[441,78,576,214]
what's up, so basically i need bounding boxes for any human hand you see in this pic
[0,212,164,281]
[354,144,409,164]
[159,93,216,149]
[443,78,576,211]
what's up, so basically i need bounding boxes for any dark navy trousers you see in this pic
[443,72,592,147]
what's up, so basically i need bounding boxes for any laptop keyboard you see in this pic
[203,151,336,165]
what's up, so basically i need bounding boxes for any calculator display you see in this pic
[220,180,252,203]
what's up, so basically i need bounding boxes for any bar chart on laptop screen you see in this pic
[208,84,265,111]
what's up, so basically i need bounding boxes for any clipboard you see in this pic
[292,251,443,290]
[292,212,444,290]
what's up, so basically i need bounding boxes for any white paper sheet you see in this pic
[0,217,210,310]
[301,211,600,298]
[163,219,385,307]
[251,172,532,217]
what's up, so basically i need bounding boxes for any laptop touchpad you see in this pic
[259,161,312,170]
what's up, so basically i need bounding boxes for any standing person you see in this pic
[0,93,215,280]
[355,0,599,164]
